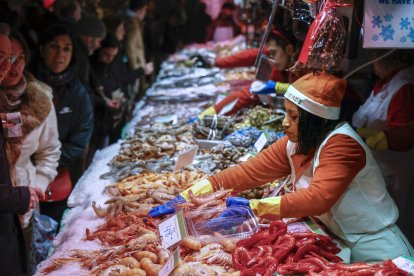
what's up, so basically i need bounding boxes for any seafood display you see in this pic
[97,171,206,216]
[232,220,408,276]
[103,123,197,180]
[193,142,248,173]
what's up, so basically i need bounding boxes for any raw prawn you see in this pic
[132,251,158,263]
[140,257,161,276]
[180,236,201,251]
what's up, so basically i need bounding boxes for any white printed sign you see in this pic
[363,1,414,48]
[254,131,270,152]
[158,212,187,249]
[393,256,414,274]
[158,248,180,276]
[174,147,198,171]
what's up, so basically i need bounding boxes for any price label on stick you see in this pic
[173,147,198,171]
[158,248,180,276]
[218,99,238,115]
[393,256,414,274]
[158,211,187,249]
[239,152,257,162]
[254,131,270,152]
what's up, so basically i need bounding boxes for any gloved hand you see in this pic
[198,106,216,120]
[147,194,186,217]
[205,205,251,231]
[250,81,290,95]
[147,179,213,218]
[357,128,388,150]
[226,196,250,207]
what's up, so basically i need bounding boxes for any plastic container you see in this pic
[185,206,259,243]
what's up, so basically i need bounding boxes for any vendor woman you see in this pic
[149,72,414,262]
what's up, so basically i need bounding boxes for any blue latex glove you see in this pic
[226,196,250,207]
[186,116,199,124]
[205,197,251,231]
[250,80,277,95]
[147,195,186,218]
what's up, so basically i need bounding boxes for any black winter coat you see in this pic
[0,124,30,276]
[35,68,94,167]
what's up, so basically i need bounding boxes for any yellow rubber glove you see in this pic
[275,82,290,95]
[366,131,388,150]
[198,106,216,120]
[180,179,213,201]
[356,127,381,138]
[249,197,282,220]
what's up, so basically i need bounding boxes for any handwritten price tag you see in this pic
[174,147,198,171]
[393,256,414,274]
[158,211,187,249]
[254,131,270,152]
[158,248,180,276]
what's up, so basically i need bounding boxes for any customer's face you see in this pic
[282,99,299,143]
[2,38,25,87]
[80,35,102,55]
[44,35,73,74]
[0,34,12,84]
[98,47,118,64]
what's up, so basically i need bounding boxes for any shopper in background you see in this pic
[0,22,44,276]
[208,2,240,42]
[199,26,298,118]
[0,29,60,274]
[150,72,414,262]
[353,50,414,245]
[125,0,150,101]
[183,1,212,44]
[91,33,153,144]
[33,25,93,223]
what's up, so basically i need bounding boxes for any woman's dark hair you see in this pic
[9,29,30,64]
[296,108,338,155]
[39,24,77,66]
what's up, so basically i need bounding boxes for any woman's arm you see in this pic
[209,136,291,192]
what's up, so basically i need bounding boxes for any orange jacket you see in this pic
[208,134,366,218]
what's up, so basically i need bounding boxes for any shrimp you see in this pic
[98,264,146,276]
[118,257,140,269]
[92,201,108,218]
[132,251,159,263]
[180,236,201,251]
[207,250,233,266]
[140,257,161,276]
[156,245,170,265]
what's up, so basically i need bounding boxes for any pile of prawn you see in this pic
[93,170,206,217]
[232,220,408,276]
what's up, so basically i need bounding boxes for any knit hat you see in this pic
[76,16,106,38]
[284,72,347,120]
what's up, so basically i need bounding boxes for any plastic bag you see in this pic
[33,211,58,264]
[291,0,349,74]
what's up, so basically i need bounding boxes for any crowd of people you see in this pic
[1,0,414,275]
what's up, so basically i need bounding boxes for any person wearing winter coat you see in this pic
[0,22,44,276]
[0,29,60,274]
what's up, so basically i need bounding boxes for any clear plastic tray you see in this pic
[184,206,259,243]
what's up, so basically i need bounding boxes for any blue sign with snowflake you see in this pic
[364,2,414,48]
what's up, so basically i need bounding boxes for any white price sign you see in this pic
[158,248,180,276]
[254,131,270,152]
[238,152,256,162]
[158,211,187,249]
[218,99,238,115]
[173,147,198,172]
[393,256,414,274]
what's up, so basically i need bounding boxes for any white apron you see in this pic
[286,122,413,262]
[212,26,234,42]
[352,66,414,238]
